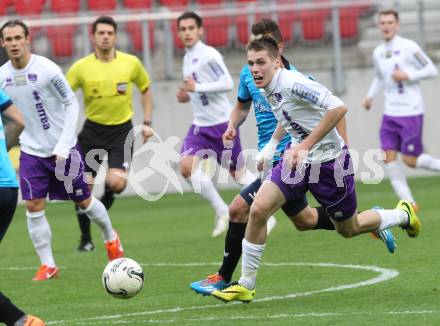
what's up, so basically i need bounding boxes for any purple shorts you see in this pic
[269,148,357,221]
[19,145,91,202]
[181,122,243,171]
[380,114,423,156]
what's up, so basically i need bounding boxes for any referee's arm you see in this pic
[141,86,153,143]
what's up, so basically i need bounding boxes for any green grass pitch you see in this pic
[1,176,439,325]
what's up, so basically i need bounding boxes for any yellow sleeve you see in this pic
[66,62,80,91]
[132,57,151,93]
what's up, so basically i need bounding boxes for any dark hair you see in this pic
[177,11,202,29]
[0,20,29,39]
[247,35,280,59]
[378,9,399,21]
[92,16,117,34]
[251,18,283,43]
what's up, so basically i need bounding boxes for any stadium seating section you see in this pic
[0,0,373,58]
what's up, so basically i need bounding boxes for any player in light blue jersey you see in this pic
[0,89,45,326]
[190,19,396,296]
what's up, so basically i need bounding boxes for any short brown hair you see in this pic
[177,11,202,29]
[251,18,283,44]
[0,20,29,39]
[378,9,399,21]
[247,35,279,59]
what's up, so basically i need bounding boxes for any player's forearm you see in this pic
[406,64,438,81]
[194,75,233,93]
[336,116,348,146]
[141,88,153,124]
[53,97,79,158]
[271,122,287,143]
[302,106,347,150]
[2,104,24,151]
[229,101,251,129]
[366,77,384,99]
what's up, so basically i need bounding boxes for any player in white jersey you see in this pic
[363,9,439,208]
[176,12,255,237]
[0,20,124,281]
[212,36,422,303]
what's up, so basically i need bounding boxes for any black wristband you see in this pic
[143,120,152,126]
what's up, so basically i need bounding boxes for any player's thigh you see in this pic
[230,179,262,222]
[250,181,286,221]
[384,150,398,163]
[19,151,52,202]
[179,155,200,178]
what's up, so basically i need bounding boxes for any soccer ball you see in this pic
[102,258,144,299]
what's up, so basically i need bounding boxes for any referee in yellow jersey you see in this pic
[66,16,153,251]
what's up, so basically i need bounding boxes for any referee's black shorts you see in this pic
[78,119,134,178]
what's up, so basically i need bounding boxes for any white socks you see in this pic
[189,168,229,217]
[376,208,409,231]
[416,153,440,171]
[239,238,266,290]
[26,210,55,267]
[385,161,415,203]
[79,196,114,241]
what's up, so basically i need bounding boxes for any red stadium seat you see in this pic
[339,6,360,40]
[47,25,76,58]
[196,0,223,5]
[299,9,329,42]
[235,0,257,46]
[13,0,45,15]
[276,0,296,43]
[0,0,13,15]
[126,21,155,52]
[159,0,189,8]
[51,0,80,13]
[123,0,153,8]
[203,16,230,47]
[87,0,116,10]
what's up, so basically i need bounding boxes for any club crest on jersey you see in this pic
[116,82,128,94]
[5,77,13,87]
[192,58,198,64]
[28,73,38,82]
[14,75,27,86]
[292,83,319,104]
[274,93,283,102]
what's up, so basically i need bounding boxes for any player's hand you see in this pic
[176,88,190,103]
[392,69,408,82]
[284,144,309,170]
[182,78,196,92]
[256,139,278,171]
[362,97,372,110]
[222,125,236,149]
[142,126,154,143]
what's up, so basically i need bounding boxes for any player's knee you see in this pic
[107,180,126,194]
[249,201,269,224]
[179,164,192,179]
[402,156,417,168]
[336,227,356,238]
[292,219,312,231]
[229,196,250,223]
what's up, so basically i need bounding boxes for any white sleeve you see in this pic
[405,42,438,81]
[52,96,79,158]
[290,73,344,110]
[194,52,233,93]
[46,68,79,158]
[367,52,384,99]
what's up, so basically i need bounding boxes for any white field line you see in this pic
[45,262,400,325]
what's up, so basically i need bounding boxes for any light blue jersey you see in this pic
[0,89,18,188]
[237,57,296,160]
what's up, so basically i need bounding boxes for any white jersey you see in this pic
[265,68,345,164]
[0,54,79,158]
[182,41,233,126]
[367,35,438,117]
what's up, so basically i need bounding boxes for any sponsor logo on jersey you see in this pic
[32,91,50,130]
[117,82,128,94]
[50,75,68,99]
[192,58,198,64]
[292,83,320,104]
[14,75,27,86]
[28,73,38,82]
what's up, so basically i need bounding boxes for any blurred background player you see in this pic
[0,90,45,325]
[363,9,439,209]
[176,11,255,237]
[66,16,153,251]
[0,20,124,281]
[212,37,419,303]
[190,19,396,296]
